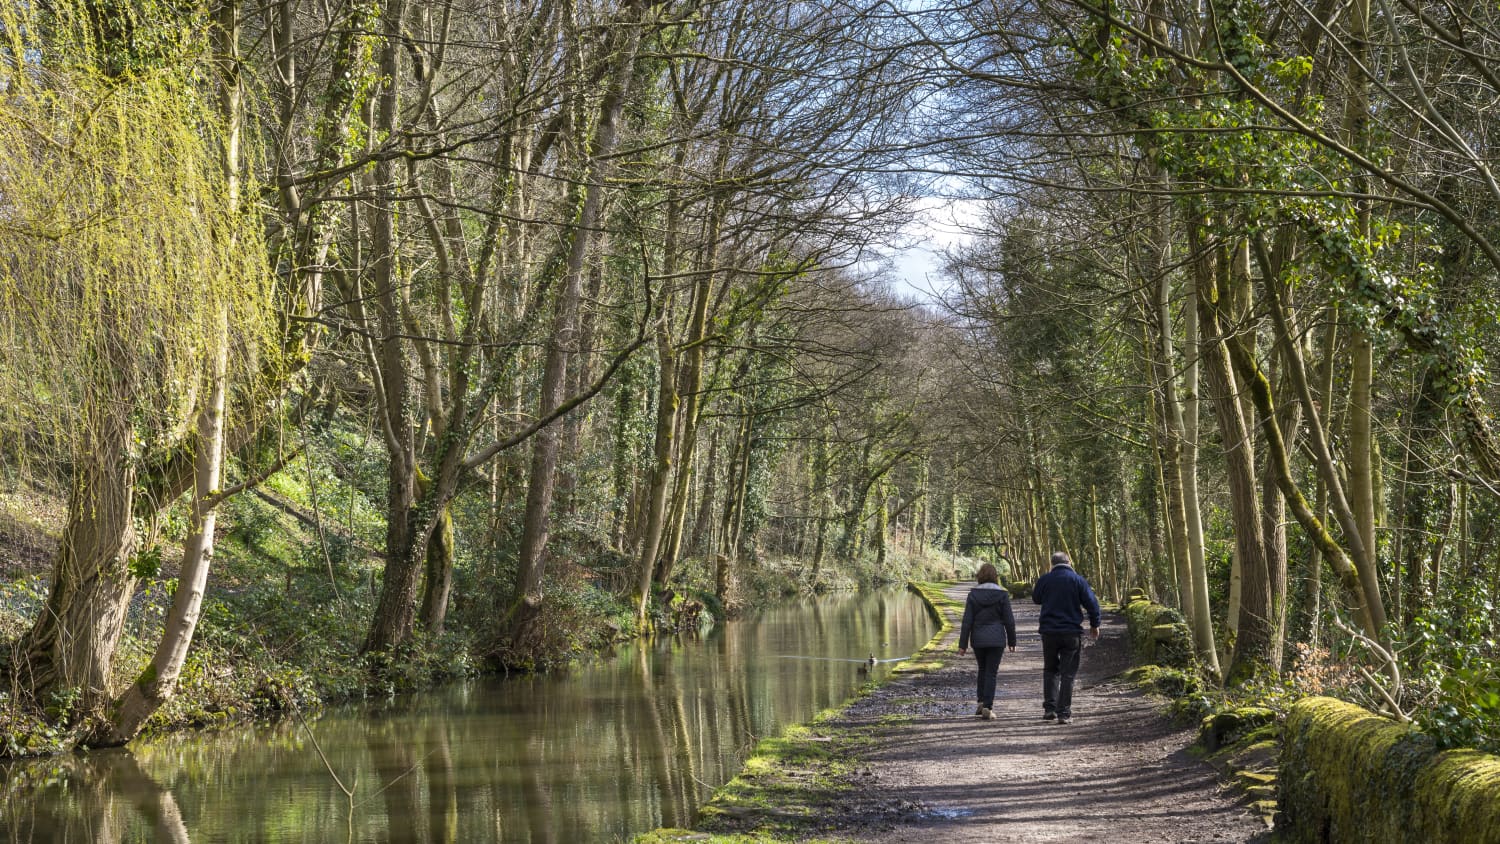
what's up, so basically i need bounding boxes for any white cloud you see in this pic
[877,196,987,303]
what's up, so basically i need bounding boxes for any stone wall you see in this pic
[1278,696,1500,844]
[1119,588,1194,670]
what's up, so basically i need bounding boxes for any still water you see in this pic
[2,587,934,843]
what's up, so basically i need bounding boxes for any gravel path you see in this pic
[821,584,1270,843]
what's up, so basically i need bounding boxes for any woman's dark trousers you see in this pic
[1041,633,1082,717]
[973,646,1004,709]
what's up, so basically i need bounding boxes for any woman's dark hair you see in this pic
[976,562,999,584]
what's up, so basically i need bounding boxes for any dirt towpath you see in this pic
[820,584,1269,843]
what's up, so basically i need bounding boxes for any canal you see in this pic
[2,586,935,842]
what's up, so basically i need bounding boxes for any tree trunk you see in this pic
[635,326,678,623]
[839,443,874,563]
[102,0,243,743]
[659,212,722,583]
[1252,232,1304,671]
[1434,479,1457,596]
[689,421,720,556]
[1301,316,1338,645]
[1181,278,1219,673]
[1104,495,1121,601]
[1028,484,1045,574]
[504,3,646,650]
[362,0,420,654]
[1149,274,1199,637]
[1144,465,1166,600]
[19,403,139,716]
[1262,358,1301,672]
[718,410,750,562]
[106,319,229,745]
[728,410,755,561]
[811,435,830,576]
[1199,235,1272,684]
[558,259,607,516]
[1228,284,1381,662]
[1348,329,1386,629]
[1088,486,1106,601]
[915,460,930,558]
[1253,237,1382,638]
[506,322,575,650]
[609,370,638,551]
[1341,0,1389,636]
[418,502,455,634]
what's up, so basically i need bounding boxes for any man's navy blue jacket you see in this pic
[1032,564,1102,635]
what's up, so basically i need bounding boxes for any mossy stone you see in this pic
[1123,665,1200,698]
[1121,598,1193,668]
[1200,706,1276,752]
[1279,696,1500,844]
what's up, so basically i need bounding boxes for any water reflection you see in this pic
[0,749,190,844]
[1,588,932,843]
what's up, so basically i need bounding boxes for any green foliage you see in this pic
[907,581,957,633]
[0,696,73,757]
[1407,603,1500,753]
[362,630,477,697]
[73,0,205,76]
[42,687,80,724]
[692,711,865,840]
[1199,706,1276,752]
[487,575,638,672]
[0,0,274,472]
[126,543,163,579]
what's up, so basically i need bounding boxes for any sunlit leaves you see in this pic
[0,0,274,465]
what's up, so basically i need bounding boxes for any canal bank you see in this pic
[640,581,1268,843]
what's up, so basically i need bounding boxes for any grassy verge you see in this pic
[634,581,960,843]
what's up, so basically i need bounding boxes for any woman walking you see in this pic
[958,563,1017,720]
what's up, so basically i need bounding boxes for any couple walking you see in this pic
[956,552,1102,724]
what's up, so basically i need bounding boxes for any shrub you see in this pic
[1407,603,1500,753]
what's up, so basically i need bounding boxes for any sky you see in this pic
[871,196,985,305]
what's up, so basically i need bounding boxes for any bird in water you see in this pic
[858,654,876,674]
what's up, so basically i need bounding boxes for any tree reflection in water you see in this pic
[1,588,933,842]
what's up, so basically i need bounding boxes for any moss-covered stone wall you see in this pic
[1278,696,1500,844]
[1119,589,1194,670]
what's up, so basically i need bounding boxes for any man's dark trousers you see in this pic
[1041,633,1083,717]
[974,646,1004,709]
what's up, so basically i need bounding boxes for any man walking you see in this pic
[1032,551,1101,724]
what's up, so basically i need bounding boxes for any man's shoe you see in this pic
[976,705,986,716]
[981,707,995,721]
[1057,715,1072,725]
[1043,712,1057,721]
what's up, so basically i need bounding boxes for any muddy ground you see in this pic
[810,584,1271,843]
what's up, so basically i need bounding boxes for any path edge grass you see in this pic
[633,581,959,843]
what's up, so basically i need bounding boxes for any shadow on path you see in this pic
[826,584,1269,843]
